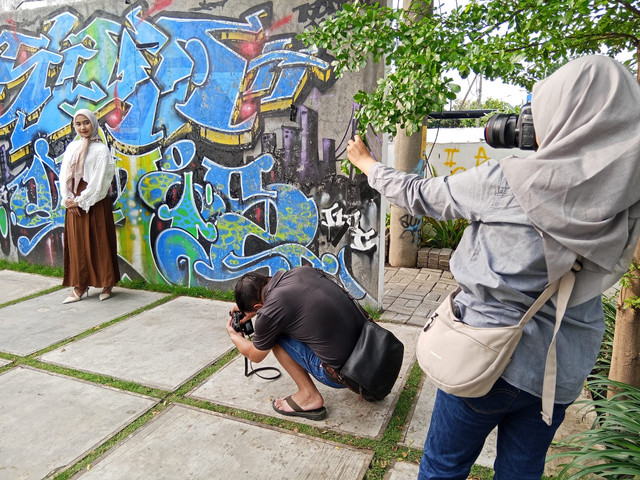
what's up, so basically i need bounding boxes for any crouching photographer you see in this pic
[226,265,403,421]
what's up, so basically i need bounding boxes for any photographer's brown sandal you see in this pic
[272,396,327,421]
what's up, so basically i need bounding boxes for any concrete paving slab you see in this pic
[189,323,420,439]
[76,404,374,480]
[39,297,234,391]
[0,366,156,480]
[384,460,419,480]
[0,288,167,356]
[400,377,498,468]
[384,460,477,480]
[0,270,61,304]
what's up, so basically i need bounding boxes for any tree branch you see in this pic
[499,31,639,54]
[618,0,640,18]
[566,31,640,45]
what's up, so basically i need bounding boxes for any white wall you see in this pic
[389,128,533,177]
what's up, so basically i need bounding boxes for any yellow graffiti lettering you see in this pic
[444,148,460,168]
[475,146,490,166]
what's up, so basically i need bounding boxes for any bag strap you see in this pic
[516,278,563,328]
[313,268,372,322]
[539,266,577,425]
[513,259,581,426]
[313,268,373,400]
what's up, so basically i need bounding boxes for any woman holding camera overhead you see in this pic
[347,55,640,479]
[59,109,121,304]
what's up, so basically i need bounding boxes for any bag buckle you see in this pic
[423,312,437,332]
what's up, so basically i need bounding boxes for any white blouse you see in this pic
[59,141,116,213]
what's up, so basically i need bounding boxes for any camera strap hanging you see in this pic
[242,334,281,380]
[243,356,281,380]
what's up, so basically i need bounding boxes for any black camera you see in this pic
[484,102,537,150]
[231,310,254,336]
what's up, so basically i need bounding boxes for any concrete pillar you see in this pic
[389,127,423,267]
[387,0,428,268]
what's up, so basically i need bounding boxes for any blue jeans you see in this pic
[419,378,570,480]
[276,335,345,389]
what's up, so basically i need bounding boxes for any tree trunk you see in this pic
[608,240,640,391]
[388,0,428,268]
[608,47,640,393]
[389,128,423,267]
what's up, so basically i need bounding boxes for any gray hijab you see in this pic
[499,55,640,304]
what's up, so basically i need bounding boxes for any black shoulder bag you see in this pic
[318,270,405,402]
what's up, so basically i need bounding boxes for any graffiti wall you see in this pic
[420,128,532,177]
[0,0,384,303]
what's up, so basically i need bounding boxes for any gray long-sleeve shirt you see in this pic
[369,160,604,403]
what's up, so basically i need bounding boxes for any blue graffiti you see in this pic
[141,144,362,294]
[7,139,65,255]
[0,6,332,161]
[0,4,375,300]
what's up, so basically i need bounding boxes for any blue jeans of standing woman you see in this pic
[419,378,570,480]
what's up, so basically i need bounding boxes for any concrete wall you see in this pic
[423,128,532,177]
[0,0,385,304]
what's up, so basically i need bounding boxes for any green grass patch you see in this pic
[365,305,383,320]
[20,357,169,399]
[0,259,64,277]
[363,363,423,479]
[117,278,234,302]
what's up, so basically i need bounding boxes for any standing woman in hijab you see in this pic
[59,109,120,303]
[347,55,640,479]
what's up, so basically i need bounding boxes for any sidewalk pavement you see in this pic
[0,267,593,480]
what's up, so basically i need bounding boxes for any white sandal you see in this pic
[99,287,112,301]
[63,287,88,304]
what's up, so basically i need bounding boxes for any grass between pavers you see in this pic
[0,259,64,278]
[0,284,66,309]
[0,261,545,480]
[117,278,236,302]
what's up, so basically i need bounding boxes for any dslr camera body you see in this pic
[231,310,254,336]
[484,102,537,150]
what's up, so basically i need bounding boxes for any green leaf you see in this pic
[300,0,638,137]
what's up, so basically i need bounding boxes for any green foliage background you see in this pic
[299,0,639,137]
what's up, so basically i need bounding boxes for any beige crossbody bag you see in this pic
[416,261,580,426]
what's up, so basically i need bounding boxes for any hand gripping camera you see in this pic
[484,102,537,150]
[231,310,254,336]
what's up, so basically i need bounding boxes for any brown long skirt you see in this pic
[62,194,121,289]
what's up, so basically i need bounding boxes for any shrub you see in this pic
[420,217,469,250]
[550,376,640,479]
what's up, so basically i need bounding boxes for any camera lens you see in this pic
[484,113,518,149]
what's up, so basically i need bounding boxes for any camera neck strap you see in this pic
[243,354,281,380]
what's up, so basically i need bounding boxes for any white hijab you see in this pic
[499,55,640,304]
[66,109,102,194]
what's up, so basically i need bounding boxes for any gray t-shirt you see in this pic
[252,266,366,369]
[369,160,605,404]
